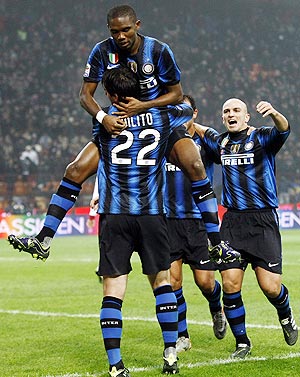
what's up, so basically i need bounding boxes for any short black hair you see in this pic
[107,5,137,24]
[183,94,197,111]
[102,66,140,101]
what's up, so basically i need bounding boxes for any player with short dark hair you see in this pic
[8,4,239,268]
[196,98,298,358]
[96,66,194,376]
[165,95,227,353]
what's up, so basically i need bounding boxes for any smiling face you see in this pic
[108,15,141,54]
[222,98,250,133]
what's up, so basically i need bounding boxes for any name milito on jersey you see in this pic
[123,112,153,128]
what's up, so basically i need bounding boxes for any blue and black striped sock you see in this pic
[36,177,81,242]
[202,280,222,314]
[267,284,291,320]
[223,291,250,346]
[191,178,220,246]
[100,296,123,368]
[154,285,178,349]
[174,288,188,338]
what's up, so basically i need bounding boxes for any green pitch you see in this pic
[1,231,300,377]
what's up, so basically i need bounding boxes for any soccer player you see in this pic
[165,95,226,353]
[196,98,298,358]
[8,5,239,266]
[96,66,194,376]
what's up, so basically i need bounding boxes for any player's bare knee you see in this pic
[65,161,83,181]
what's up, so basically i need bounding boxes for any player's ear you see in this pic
[135,19,141,30]
[245,113,250,123]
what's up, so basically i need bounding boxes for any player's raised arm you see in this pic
[256,101,289,132]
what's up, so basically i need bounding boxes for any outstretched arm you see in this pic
[256,101,289,132]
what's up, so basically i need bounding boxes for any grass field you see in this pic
[1,230,300,377]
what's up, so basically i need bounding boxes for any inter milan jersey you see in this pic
[203,126,290,210]
[96,103,192,215]
[83,34,181,101]
[164,134,214,219]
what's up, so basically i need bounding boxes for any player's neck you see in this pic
[130,34,141,55]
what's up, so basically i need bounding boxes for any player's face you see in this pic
[222,98,250,133]
[108,16,141,54]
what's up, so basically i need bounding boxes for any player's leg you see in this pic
[254,209,298,346]
[170,259,191,353]
[101,275,130,377]
[193,269,227,339]
[186,218,226,340]
[8,141,100,260]
[221,268,251,358]
[148,270,179,375]
[98,214,133,377]
[138,215,178,374]
[166,129,240,263]
[255,267,298,346]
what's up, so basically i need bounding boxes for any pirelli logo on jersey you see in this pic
[221,153,254,166]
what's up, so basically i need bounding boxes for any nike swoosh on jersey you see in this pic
[200,260,210,264]
[198,191,213,200]
[268,262,279,268]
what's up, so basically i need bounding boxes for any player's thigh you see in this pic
[169,139,206,180]
[65,141,100,182]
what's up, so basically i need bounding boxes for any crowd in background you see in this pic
[1,0,300,213]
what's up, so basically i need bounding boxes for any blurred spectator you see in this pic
[1,0,300,212]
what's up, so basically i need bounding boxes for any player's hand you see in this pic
[112,97,148,117]
[90,197,99,211]
[256,101,276,118]
[102,114,127,135]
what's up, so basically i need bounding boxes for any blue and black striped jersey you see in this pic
[83,34,181,101]
[96,103,193,215]
[164,134,214,219]
[203,126,290,210]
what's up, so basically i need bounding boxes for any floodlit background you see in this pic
[1,0,300,214]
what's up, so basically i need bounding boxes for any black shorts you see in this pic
[219,209,282,274]
[98,214,171,276]
[167,218,216,270]
[165,125,192,160]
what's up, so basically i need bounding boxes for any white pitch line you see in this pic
[0,308,282,329]
[43,352,300,377]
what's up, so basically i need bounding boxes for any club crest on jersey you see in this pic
[230,144,241,154]
[244,141,254,151]
[109,53,119,64]
[142,63,154,74]
[128,61,137,73]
